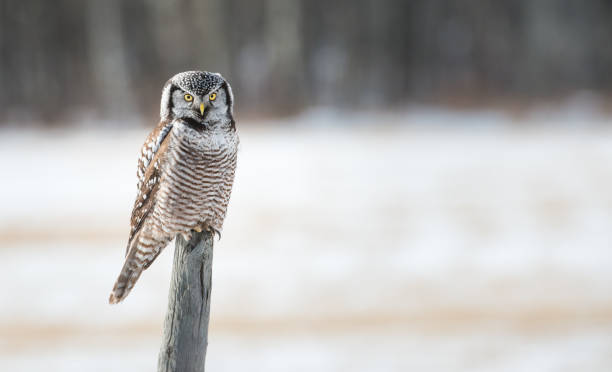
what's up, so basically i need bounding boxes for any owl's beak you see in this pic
[200,103,205,116]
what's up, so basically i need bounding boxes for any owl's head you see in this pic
[160,71,234,128]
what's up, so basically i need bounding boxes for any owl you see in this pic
[109,71,238,304]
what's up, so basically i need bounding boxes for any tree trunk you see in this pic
[158,231,214,372]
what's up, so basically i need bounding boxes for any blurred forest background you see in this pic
[2,0,612,122]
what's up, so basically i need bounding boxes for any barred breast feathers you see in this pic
[165,120,239,233]
[128,118,238,253]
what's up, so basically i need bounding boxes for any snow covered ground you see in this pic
[1,109,612,371]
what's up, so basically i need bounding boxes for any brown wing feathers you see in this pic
[110,121,172,303]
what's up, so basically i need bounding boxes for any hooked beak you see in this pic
[200,103,205,116]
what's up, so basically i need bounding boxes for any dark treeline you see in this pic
[1,0,612,123]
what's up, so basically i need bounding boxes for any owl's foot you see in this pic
[192,224,220,240]
[206,226,221,240]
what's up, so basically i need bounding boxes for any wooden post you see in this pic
[158,231,214,372]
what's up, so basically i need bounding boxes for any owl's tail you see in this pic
[109,252,143,304]
[109,234,167,304]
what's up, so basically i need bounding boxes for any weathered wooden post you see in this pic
[157,230,214,372]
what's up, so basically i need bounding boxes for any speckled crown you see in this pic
[171,71,225,96]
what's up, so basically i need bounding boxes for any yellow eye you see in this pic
[184,94,193,102]
[209,92,217,101]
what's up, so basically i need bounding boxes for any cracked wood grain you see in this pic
[158,231,214,372]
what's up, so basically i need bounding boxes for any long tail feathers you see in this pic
[109,256,143,304]
[109,233,170,304]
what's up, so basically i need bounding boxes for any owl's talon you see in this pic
[207,226,221,240]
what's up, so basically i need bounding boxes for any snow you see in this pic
[1,109,612,371]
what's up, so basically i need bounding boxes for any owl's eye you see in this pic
[184,94,193,102]
[209,93,217,101]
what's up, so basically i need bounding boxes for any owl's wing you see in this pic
[126,120,173,253]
